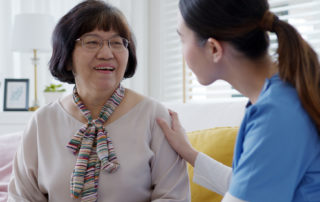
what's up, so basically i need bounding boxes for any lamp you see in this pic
[11,13,55,111]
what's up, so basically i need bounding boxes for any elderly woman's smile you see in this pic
[93,65,115,72]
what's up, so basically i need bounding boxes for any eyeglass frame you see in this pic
[75,34,130,52]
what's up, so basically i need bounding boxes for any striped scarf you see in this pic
[67,85,125,202]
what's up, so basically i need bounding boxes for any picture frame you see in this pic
[3,78,29,111]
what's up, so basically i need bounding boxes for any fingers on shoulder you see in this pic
[168,109,180,120]
[156,118,171,132]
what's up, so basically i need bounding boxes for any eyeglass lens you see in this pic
[81,35,128,51]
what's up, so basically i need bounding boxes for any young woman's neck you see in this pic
[223,52,277,104]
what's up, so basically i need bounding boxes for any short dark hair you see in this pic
[49,0,137,84]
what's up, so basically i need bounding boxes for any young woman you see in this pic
[157,0,320,201]
[8,1,190,201]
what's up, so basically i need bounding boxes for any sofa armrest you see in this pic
[0,132,22,201]
[164,99,247,132]
[187,127,238,202]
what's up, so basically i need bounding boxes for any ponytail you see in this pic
[273,18,320,133]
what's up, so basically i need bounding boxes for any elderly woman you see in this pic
[8,1,190,201]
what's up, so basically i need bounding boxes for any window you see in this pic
[157,0,320,103]
[158,0,183,102]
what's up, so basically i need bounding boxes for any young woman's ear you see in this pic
[207,38,223,63]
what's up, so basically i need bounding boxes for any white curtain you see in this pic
[0,0,149,109]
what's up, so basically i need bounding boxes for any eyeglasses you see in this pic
[76,35,129,52]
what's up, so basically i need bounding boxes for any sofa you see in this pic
[0,99,247,202]
[165,99,247,202]
[0,132,21,202]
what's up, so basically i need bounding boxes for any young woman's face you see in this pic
[177,11,219,85]
[71,29,129,93]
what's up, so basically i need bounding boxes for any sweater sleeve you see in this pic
[150,104,191,202]
[7,116,48,202]
[193,152,232,195]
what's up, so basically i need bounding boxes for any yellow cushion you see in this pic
[187,127,238,202]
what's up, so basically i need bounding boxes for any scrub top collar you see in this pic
[245,73,279,108]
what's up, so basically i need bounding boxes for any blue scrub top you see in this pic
[229,74,320,201]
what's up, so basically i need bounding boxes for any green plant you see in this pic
[44,84,66,92]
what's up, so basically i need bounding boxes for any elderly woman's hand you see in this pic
[157,109,199,167]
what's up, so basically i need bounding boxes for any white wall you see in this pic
[148,0,163,100]
[0,1,14,110]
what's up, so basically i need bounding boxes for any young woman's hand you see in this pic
[157,109,199,166]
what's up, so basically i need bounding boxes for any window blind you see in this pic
[269,0,320,57]
[160,0,320,103]
[159,0,183,102]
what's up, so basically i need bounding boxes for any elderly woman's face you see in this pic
[71,29,129,92]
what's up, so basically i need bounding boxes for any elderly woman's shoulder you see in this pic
[125,88,167,112]
[33,98,63,117]
[124,88,145,105]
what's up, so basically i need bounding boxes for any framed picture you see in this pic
[3,78,29,111]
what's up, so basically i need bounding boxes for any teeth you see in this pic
[95,67,115,70]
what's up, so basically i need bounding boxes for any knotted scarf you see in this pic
[67,84,125,201]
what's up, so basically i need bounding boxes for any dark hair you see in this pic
[179,0,320,133]
[49,0,137,84]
